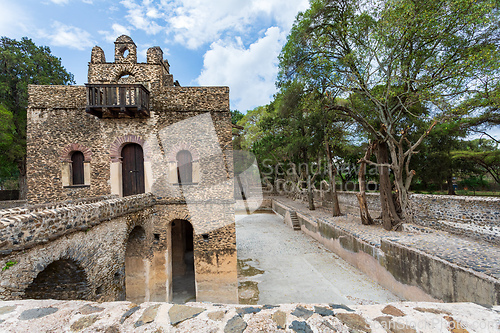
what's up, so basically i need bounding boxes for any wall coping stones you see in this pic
[0,193,155,254]
[0,300,498,332]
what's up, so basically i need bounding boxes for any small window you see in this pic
[177,150,193,184]
[71,151,85,185]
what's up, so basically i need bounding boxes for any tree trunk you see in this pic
[325,142,341,216]
[17,158,27,200]
[357,145,373,225]
[447,175,456,195]
[376,141,401,230]
[307,173,315,210]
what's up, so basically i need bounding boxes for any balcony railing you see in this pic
[86,84,150,118]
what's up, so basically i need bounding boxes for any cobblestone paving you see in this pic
[275,197,500,280]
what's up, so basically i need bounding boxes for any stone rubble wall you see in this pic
[0,193,155,254]
[287,189,500,244]
[0,300,498,333]
[272,199,500,306]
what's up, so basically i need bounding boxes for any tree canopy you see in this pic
[0,37,74,196]
[276,0,500,225]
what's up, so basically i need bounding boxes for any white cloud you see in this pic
[120,0,164,35]
[197,27,286,111]
[39,22,94,50]
[0,1,31,38]
[117,0,308,49]
[99,23,132,43]
[49,0,70,4]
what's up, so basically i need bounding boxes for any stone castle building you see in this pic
[21,35,238,303]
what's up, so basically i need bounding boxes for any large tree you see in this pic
[278,0,500,228]
[0,37,74,198]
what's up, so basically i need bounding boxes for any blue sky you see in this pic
[0,0,310,112]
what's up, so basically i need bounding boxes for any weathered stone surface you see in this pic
[336,313,371,332]
[272,310,286,329]
[0,306,16,315]
[224,315,247,333]
[70,315,99,332]
[374,315,416,333]
[444,316,470,333]
[329,303,354,312]
[236,306,261,315]
[78,304,104,315]
[289,320,313,333]
[414,307,451,315]
[207,311,225,321]
[291,306,313,319]
[19,307,58,320]
[314,306,334,317]
[169,305,205,325]
[120,305,140,324]
[135,304,160,327]
[382,305,405,317]
[104,325,120,333]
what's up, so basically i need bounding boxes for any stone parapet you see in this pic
[0,193,155,254]
[290,189,500,244]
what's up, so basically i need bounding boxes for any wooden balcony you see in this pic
[85,84,150,118]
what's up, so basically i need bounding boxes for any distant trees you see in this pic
[275,0,500,229]
[0,37,74,198]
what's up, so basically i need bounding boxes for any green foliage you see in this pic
[0,37,74,194]
[2,260,17,271]
[230,110,244,125]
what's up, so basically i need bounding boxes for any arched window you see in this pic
[71,151,85,185]
[177,150,192,184]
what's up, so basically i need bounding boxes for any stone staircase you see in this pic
[290,211,301,230]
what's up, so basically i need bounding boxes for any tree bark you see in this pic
[447,175,456,195]
[376,141,401,230]
[307,173,315,210]
[325,141,341,216]
[357,145,373,225]
[17,157,27,200]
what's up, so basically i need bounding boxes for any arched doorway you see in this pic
[171,219,195,303]
[125,226,147,303]
[24,259,89,300]
[122,143,145,196]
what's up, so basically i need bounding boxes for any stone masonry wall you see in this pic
[296,189,500,244]
[27,85,232,204]
[0,206,155,301]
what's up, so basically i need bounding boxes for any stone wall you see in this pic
[0,193,155,254]
[290,189,500,244]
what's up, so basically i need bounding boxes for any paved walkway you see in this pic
[235,213,402,305]
[273,196,500,280]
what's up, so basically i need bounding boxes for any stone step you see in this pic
[290,211,301,230]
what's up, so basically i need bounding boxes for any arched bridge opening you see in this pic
[24,259,89,300]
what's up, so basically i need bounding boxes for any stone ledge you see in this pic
[0,193,155,254]
[0,300,497,332]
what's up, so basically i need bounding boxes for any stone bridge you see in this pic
[0,194,237,304]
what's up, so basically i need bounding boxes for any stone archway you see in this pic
[24,259,89,300]
[171,219,196,303]
[125,225,147,303]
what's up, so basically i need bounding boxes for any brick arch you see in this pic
[166,143,200,163]
[110,135,150,162]
[60,143,92,162]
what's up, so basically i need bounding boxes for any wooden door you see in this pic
[122,143,145,196]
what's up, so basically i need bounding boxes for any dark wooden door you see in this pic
[122,143,145,196]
